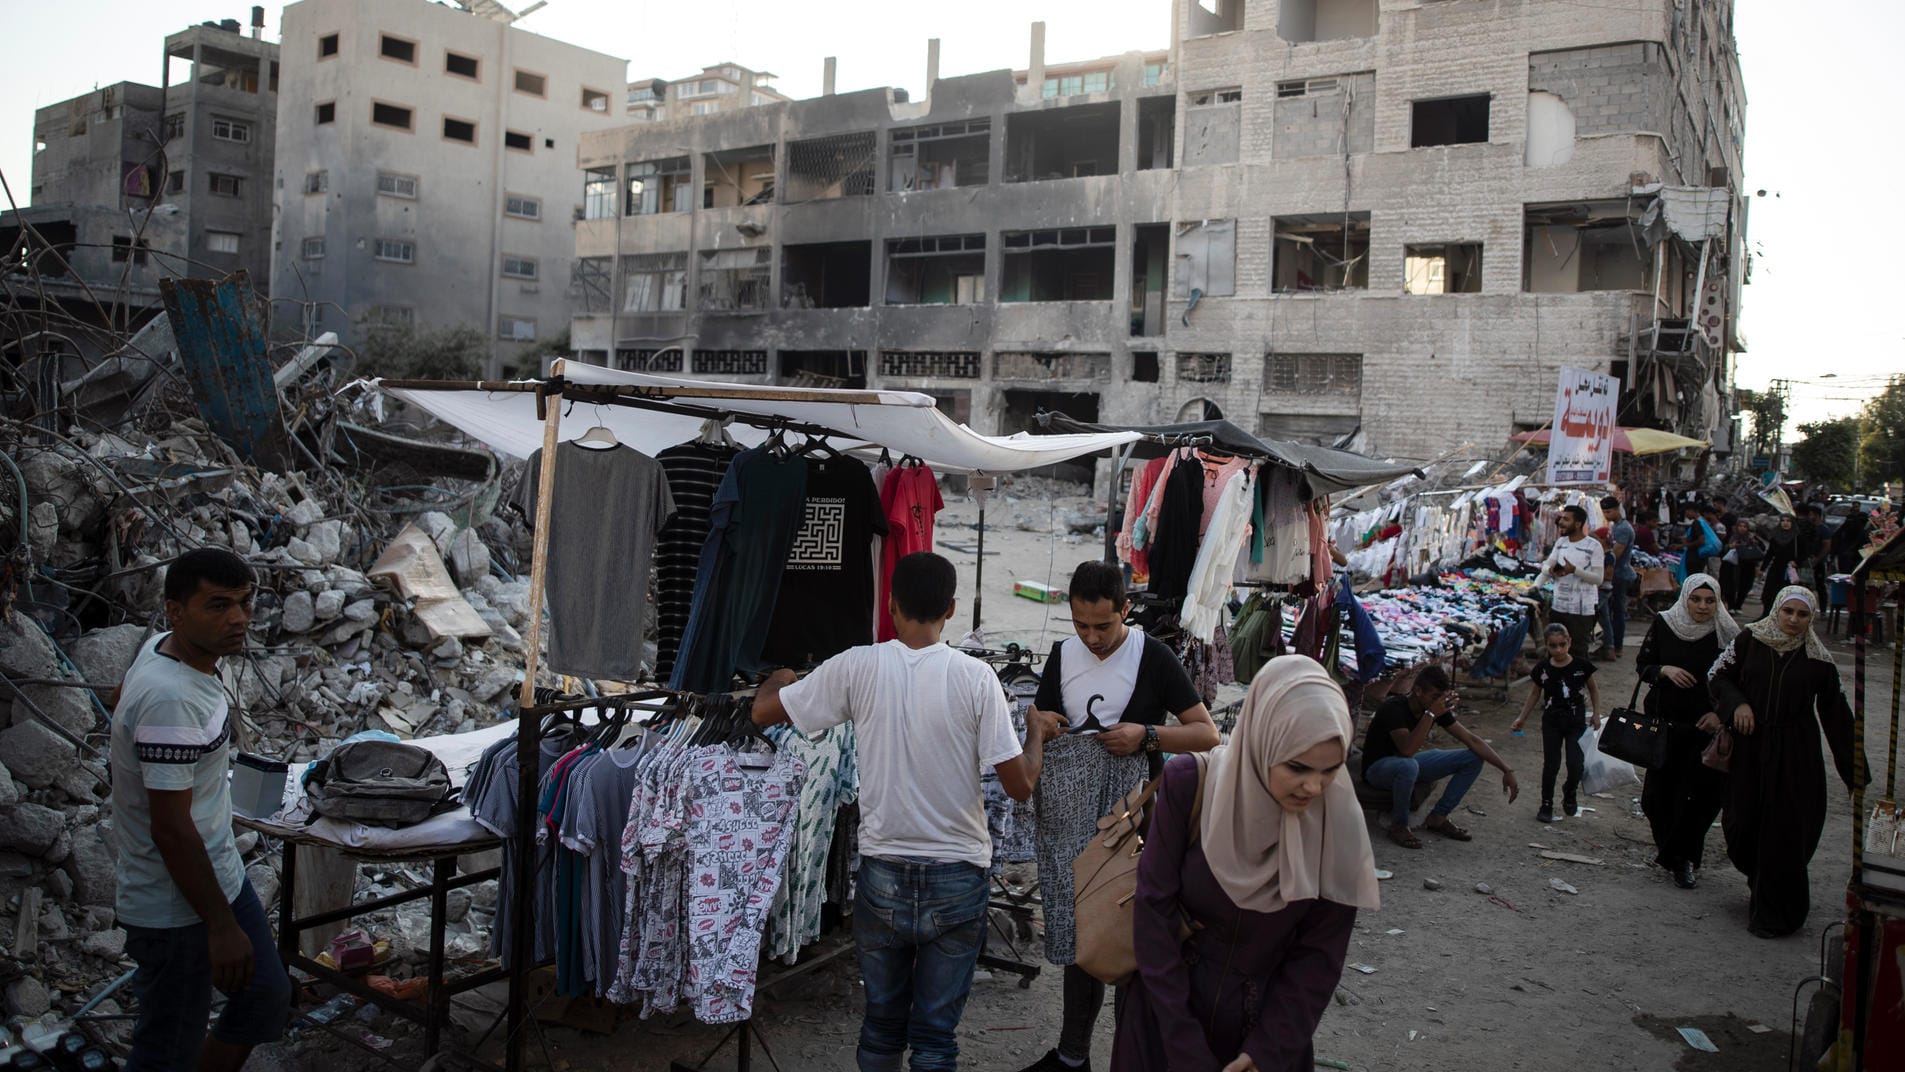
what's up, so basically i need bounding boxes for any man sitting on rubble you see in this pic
[1361,665,1520,849]
[111,547,292,1071]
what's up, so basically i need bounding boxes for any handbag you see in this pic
[1701,727,1733,773]
[1073,754,1208,987]
[1597,678,1668,770]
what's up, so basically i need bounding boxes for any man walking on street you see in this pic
[1362,666,1519,848]
[753,552,1062,1072]
[1537,504,1604,657]
[1597,496,1635,659]
[113,548,292,1071]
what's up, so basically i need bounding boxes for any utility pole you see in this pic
[1766,378,1793,471]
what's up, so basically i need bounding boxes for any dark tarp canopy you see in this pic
[1851,527,1905,584]
[1034,413,1423,496]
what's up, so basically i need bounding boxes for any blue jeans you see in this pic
[853,856,990,1072]
[123,880,292,1071]
[1365,750,1485,829]
[1598,577,1629,652]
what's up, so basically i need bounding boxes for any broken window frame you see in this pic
[1189,87,1243,106]
[884,234,987,305]
[697,247,772,313]
[781,241,872,309]
[1271,213,1371,292]
[1522,201,1653,294]
[621,251,688,314]
[785,132,878,202]
[1005,102,1121,183]
[1172,219,1237,299]
[702,145,776,208]
[992,351,1112,383]
[571,256,613,314]
[1263,353,1363,398]
[626,157,693,216]
[1403,243,1483,294]
[1001,226,1117,303]
[889,119,990,192]
[582,167,616,220]
[1177,352,1232,384]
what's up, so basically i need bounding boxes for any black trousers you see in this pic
[1641,726,1729,869]
[1541,708,1587,804]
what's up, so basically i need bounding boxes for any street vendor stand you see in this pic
[1834,528,1905,1070]
[369,361,1140,1071]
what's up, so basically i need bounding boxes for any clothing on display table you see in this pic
[654,442,743,681]
[670,447,810,693]
[764,455,888,666]
[516,442,676,681]
[877,465,944,642]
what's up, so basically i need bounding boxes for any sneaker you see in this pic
[1016,1050,1089,1072]
[1563,794,1580,818]
[1537,802,1558,823]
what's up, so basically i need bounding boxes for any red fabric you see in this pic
[876,466,944,641]
[1121,457,1168,579]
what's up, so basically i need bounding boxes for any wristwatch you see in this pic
[1143,726,1161,754]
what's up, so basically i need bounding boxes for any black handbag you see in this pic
[1599,678,1668,769]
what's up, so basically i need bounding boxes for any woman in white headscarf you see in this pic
[1708,586,1866,938]
[1112,657,1380,1072]
[1635,573,1740,890]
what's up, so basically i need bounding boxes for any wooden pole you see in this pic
[506,365,564,1072]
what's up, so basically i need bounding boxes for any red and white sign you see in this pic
[1547,367,1620,485]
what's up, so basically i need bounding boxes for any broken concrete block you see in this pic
[81,928,127,960]
[281,591,317,634]
[416,512,458,554]
[27,502,59,560]
[314,589,346,621]
[283,499,324,527]
[0,759,19,807]
[343,598,378,623]
[63,825,116,907]
[0,616,95,735]
[305,520,346,565]
[55,763,106,804]
[0,721,70,789]
[286,537,324,566]
[4,975,51,1018]
[447,529,491,587]
[0,802,65,856]
[66,623,150,690]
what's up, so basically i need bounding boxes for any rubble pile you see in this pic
[1,413,535,1025]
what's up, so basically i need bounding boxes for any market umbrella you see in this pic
[1508,426,1709,456]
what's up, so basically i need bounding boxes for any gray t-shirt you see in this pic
[517,441,676,681]
[562,747,648,994]
[109,634,246,928]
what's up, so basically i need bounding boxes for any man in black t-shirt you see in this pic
[1362,665,1520,850]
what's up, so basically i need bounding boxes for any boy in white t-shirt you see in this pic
[753,552,1061,1072]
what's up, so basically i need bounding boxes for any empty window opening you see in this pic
[889,119,990,192]
[1002,227,1115,302]
[315,101,335,124]
[1183,88,1241,166]
[319,33,339,58]
[1264,353,1362,398]
[505,194,541,220]
[627,157,694,215]
[498,316,537,341]
[163,113,184,141]
[1272,213,1370,292]
[379,34,417,64]
[885,234,986,305]
[1404,243,1483,294]
[1189,87,1242,105]
[1178,352,1232,384]
[571,256,613,313]
[1189,0,1244,36]
[514,70,547,96]
[1279,0,1377,43]
[583,167,616,219]
[377,171,419,199]
[697,350,768,376]
[303,170,328,194]
[1173,219,1237,299]
[445,51,480,80]
[880,351,981,379]
[301,237,325,260]
[442,117,477,144]
[374,238,415,264]
[501,255,539,280]
[1006,102,1119,182]
[111,235,150,266]
[1523,201,1652,293]
[779,350,867,389]
[581,87,611,112]
[1137,97,1175,170]
[994,352,1112,383]
[165,170,184,194]
[615,349,684,373]
[1002,390,1101,481]
[785,132,876,201]
[205,231,240,254]
[1130,223,1170,337]
[208,172,243,197]
[1132,351,1160,382]
[505,130,533,152]
[782,241,871,309]
[703,145,775,208]
[371,102,413,131]
[621,252,687,313]
[1411,95,1490,147]
[699,247,772,312]
[1277,78,1339,99]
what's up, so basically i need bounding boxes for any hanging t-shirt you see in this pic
[654,442,741,681]
[877,465,944,642]
[1530,657,1597,720]
[517,441,675,681]
[764,455,889,666]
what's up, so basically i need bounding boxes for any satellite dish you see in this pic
[1176,398,1222,422]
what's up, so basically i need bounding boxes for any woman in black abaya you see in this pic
[1636,573,1738,890]
[1708,586,1866,938]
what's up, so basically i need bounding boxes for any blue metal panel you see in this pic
[160,270,290,470]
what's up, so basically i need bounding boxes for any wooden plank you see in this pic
[161,270,291,470]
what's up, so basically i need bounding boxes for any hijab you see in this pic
[1768,516,1797,552]
[1713,585,1834,678]
[1660,572,1740,647]
[1199,656,1380,914]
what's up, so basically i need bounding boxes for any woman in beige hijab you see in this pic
[1112,657,1380,1072]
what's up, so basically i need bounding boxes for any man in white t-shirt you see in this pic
[753,552,1060,1072]
[1536,504,1605,658]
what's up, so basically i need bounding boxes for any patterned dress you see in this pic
[1035,732,1148,965]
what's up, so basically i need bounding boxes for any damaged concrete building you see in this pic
[571,0,1746,469]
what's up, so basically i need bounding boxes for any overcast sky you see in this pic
[1,0,1894,434]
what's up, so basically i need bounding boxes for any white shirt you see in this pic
[1057,628,1146,732]
[1540,534,1605,615]
[781,640,1022,869]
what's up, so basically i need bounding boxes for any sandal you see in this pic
[1387,825,1424,850]
[1425,817,1473,842]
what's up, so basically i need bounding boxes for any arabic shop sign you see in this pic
[1547,367,1619,485]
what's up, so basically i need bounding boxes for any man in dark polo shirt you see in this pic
[1362,665,1519,850]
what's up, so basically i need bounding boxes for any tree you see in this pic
[1858,376,1905,490]
[1791,417,1859,488]
[357,323,487,380]
[1737,387,1786,460]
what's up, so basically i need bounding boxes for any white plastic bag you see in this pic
[1579,720,1640,795]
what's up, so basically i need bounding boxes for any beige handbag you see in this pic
[1072,754,1208,986]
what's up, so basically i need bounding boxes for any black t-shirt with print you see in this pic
[1033,634,1202,729]
[1360,695,1456,782]
[762,455,888,667]
[1530,657,1597,720]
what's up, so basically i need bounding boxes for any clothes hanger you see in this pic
[796,435,842,460]
[574,405,620,450]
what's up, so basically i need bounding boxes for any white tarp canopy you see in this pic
[379,360,1142,474]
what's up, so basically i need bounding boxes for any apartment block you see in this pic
[571,0,1747,469]
[628,62,790,123]
[271,0,626,373]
